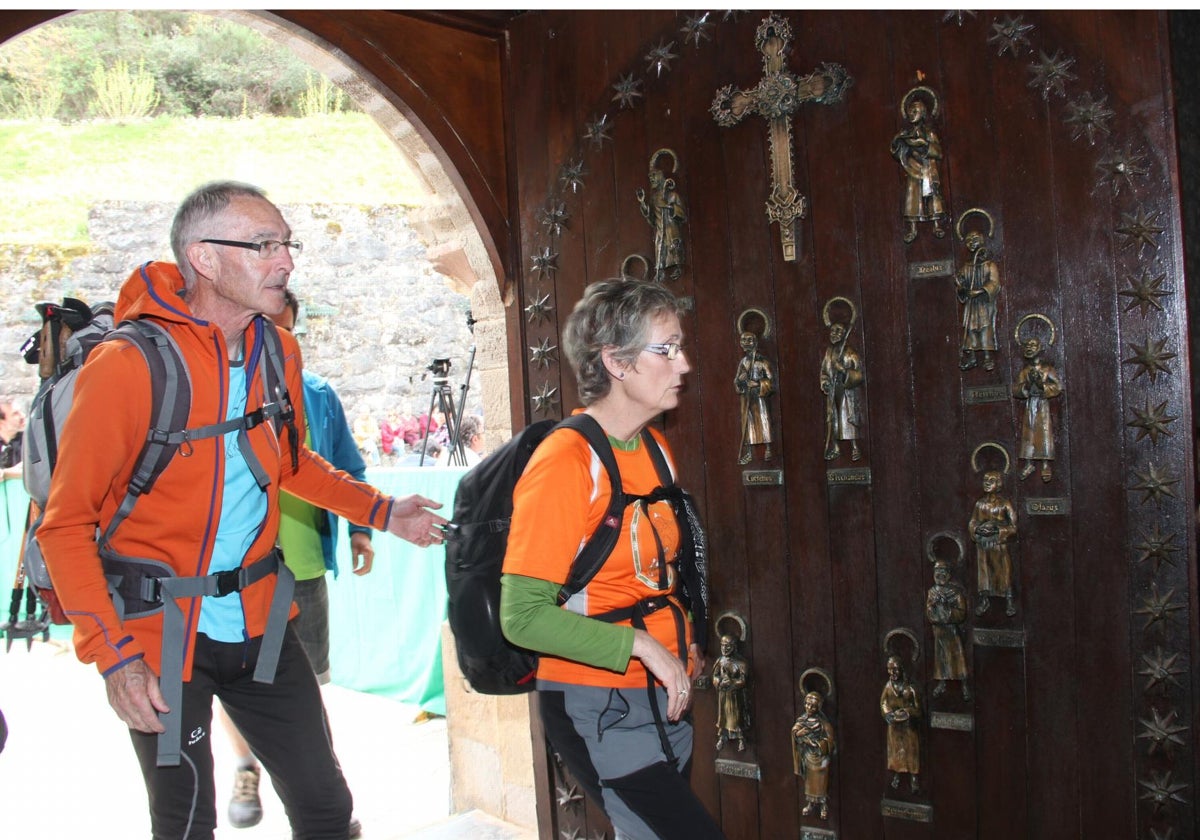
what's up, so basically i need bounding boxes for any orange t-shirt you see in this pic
[503,422,690,688]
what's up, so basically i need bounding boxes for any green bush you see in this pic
[90,58,160,121]
[0,11,351,121]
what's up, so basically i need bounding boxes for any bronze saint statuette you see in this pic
[891,86,948,244]
[955,208,1001,372]
[635,149,687,282]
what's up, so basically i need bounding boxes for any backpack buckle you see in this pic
[213,568,244,597]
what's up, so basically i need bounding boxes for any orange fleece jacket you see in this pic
[38,262,395,679]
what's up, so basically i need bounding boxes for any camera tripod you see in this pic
[418,313,477,466]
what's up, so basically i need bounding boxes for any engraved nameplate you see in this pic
[908,259,954,279]
[964,384,1010,404]
[1025,497,1070,516]
[715,758,761,780]
[802,827,838,840]
[742,469,784,487]
[930,711,974,731]
[880,798,933,822]
[826,467,872,485]
[973,627,1026,648]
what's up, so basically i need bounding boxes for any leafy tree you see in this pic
[0,11,353,121]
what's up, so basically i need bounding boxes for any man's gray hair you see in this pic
[171,181,270,288]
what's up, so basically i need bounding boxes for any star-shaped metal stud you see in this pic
[722,11,746,23]
[532,381,560,417]
[1138,647,1186,693]
[530,247,559,280]
[1063,92,1114,145]
[1138,769,1189,813]
[943,10,977,26]
[1096,145,1150,197]
[1116,206,1165,258]
[1136,582,1185,632]
[1134,523,1180,571]
[559,826,584,840]
[1027,50,1076,100]
[559,159,587,194]
[529,336,559,370]
[1127,397,1178,446]
[1129,462,1181,507]
[645,39,678,77]
[1138,707,1189,756]
[584,114,612,150]
[555,782,584,811]
[681,13,714,48]
[611,73,644,110]
[589,832,609,840]
[1119,267,1171,318]
[538,201,571,237]
[524,289,554,325]
[1123,334,1176,384]
[988,14,1034,57]
[1150,827,1178,840]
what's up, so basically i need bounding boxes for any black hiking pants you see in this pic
[130,628,352,839]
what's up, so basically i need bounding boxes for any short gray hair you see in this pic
[171,181,270,288]
[562,278,687,406]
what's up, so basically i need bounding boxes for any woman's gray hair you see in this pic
[562,278,687,406]
[170,181,270,288]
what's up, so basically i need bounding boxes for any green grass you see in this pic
[0,113,429,245]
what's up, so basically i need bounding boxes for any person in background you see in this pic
[399,438,442,467]
[0,399,25,479]
[435,414,486,467]
[217,289,372,836]
[500,278,724,839]
[37,180,447,840]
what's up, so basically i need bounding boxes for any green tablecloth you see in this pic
[0,467,464,715]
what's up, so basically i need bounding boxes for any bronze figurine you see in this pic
[955,208,1001,372]
[925,532,971,701]
[1012,314,1064,482]
[969,442,1018,617]
[881,629,921,793]
[820,297,864,462]
[635,148,687,282]
[735,309,775,464]
[891,86,948,244]
[793,668,836,820]
[712,613,751,752]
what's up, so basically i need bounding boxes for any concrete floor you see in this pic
[0,634,533,839]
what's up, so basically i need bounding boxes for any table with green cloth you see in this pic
[0,467,465,715]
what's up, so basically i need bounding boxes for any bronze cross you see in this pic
[712,14,852,261]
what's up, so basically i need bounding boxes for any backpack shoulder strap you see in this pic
[99,320,192,547]
[555,413,625,606]
[252,316,299,470]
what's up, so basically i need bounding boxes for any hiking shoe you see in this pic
[228,766,264,828]
[349,816,363,838]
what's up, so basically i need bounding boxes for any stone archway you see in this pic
[215,10,513,447]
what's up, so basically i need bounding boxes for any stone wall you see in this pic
[0,200,493,454]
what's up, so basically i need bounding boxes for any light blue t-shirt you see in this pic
[197,362,268,642]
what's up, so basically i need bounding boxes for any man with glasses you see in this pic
[38,181,448,839]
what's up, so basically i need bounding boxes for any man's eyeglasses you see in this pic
[200,239,303,259]
[642,342,685,361]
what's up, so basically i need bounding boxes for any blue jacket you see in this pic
[301,369,369,576]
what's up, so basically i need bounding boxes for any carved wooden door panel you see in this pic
[506,11,1196,839]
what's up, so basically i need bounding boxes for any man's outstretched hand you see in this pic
[386,495,447,548]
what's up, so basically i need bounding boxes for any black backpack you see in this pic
[445,413,686,695]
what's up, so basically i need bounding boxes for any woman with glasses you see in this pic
[500,278,724,839]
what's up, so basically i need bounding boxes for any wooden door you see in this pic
[505,10,1198,839]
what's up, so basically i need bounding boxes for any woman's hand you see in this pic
[632,629,692,721]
